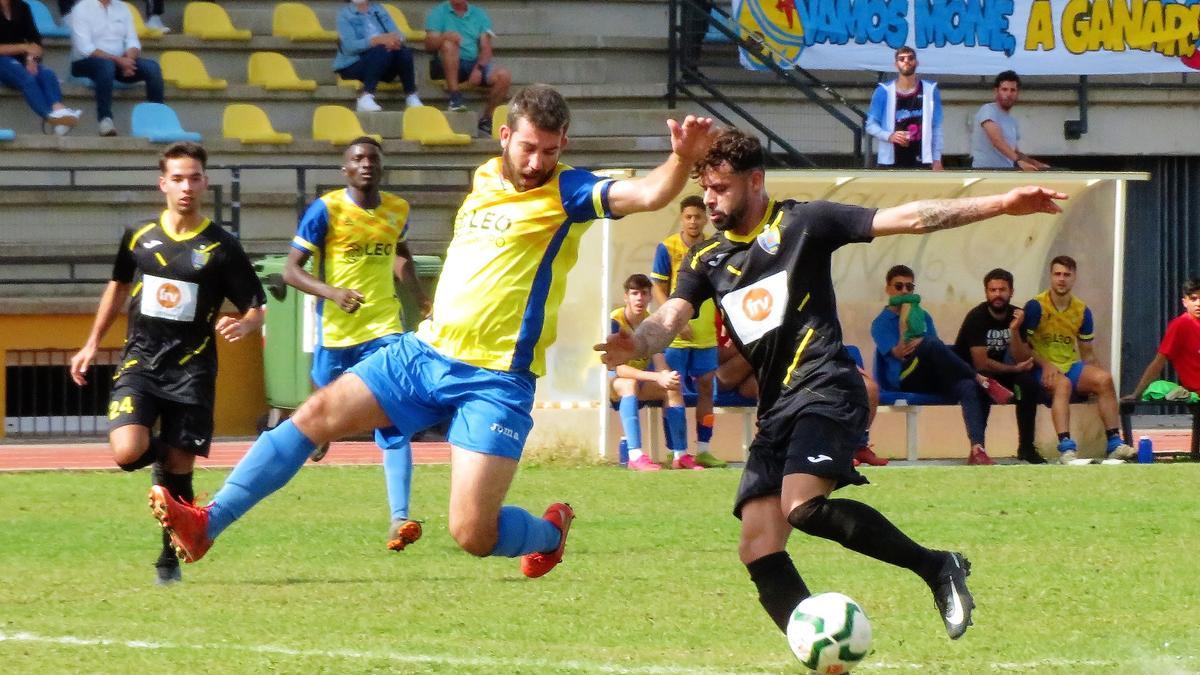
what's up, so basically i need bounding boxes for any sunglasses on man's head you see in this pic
[892,282,916,291]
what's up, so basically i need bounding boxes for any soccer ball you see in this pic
[786,592,872,674]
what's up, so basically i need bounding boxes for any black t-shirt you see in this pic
[672,199,875,430]
[0,1,40,47]
[111,217,265,405]
[892,82,923,168]
[953,301,1015,368]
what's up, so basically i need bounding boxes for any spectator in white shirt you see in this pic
[68,0,163,136]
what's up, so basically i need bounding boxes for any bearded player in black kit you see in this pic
[70,142,266,585]
[596,129,1067,639]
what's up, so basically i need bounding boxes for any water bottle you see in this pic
[1137,436,1154,464]
[618,438,629,466]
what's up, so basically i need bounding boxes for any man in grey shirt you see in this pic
[970,71,1049,171]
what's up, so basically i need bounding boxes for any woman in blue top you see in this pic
[0,0,82,134]
[334,0,422,112]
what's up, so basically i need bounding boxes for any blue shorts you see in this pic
[348,333,536,459]
[313,333,407,450]
[665,346,718,379]
[1034,360,1086,394]
[311,333,402,387]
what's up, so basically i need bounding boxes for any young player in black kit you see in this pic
[596,129,1067,639]
[69,142,266,584]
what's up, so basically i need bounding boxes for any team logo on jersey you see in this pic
[756,224,780,255]
[157,283,182,308]
[721,270,789,344]
[191,249,211,270]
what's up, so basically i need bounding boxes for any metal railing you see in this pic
[667,0,867,166]
[4,348,121,438]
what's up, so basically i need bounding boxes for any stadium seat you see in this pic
[124,1,164,39]
[402,106,471,145]
[703,7,735,44]
[273,3,337,42]
[0,129,15,141]
[183,2,252,41]
[222,104,293,144]
[336,77,404,92]
[131,102,202,143]
[24,0,69,38]
[160,51,227,90]
[247,52,318,91]
[383,4,426,41]
[312,105,383,146]
[490,103,508,139]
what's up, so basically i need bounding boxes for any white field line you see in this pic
[0,630,749,674]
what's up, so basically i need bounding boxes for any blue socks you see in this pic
[207,420,316,540]
[664,405,688,451]
[618,396,642,449]
[490,505,561,557]
[378,427,413,522]
[697,415,713,444]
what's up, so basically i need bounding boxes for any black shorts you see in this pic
[733,409,869,519]
[108,375,213,457]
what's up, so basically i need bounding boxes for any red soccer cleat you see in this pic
[853,444,889,466]
[386,519,423,552]
[520,502,575,579]
[967,444,997,465]
[982,378,1014,404]
[148,485,213,563]
[671,454,705,470]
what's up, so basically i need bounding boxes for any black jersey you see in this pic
[672,199,875,429]
[111,216,265,405]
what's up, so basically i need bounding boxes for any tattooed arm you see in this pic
[870,186,1068,237]
[594,298,695,369]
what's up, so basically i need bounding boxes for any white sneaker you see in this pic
[53,124,71,136]
[98,117,117,136]
[146,15,171,33]
[48,108,80,126]
[356,92,383,113]
[405,93,423,108]
[1058,450,1095,466]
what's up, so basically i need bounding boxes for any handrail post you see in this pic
[230,167,241,237]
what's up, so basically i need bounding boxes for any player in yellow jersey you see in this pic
[150,84,718,578]
[609,274,684,472]
[1014,255,1136,464]
[651,195,726,469]
[282,137,429,551]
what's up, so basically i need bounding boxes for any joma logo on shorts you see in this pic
[490,423,520,440]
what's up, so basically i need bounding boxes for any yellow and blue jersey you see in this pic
[417,158,616,377]
[1022,290,1094,373]
[292,188,409,348]
[610,306,651,370]
[652,232,717,349]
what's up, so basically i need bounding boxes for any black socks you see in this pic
[746,551,809,633]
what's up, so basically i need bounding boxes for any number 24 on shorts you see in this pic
[108,396,135,420]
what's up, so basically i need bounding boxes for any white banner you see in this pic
[730,0,1200,75]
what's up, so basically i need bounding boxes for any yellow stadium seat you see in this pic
[223,104,293,144]
[491,103,508,139]
[273,2,337,42]
[124,2,163,39]
[160,51,228,90]
[183,2,252,41]
[383,4,426,41]
[402,106,471,146]
[247,52,318,91]
[336,77,404,92]
[312,105,384,146]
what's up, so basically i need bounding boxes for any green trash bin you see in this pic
[255,255,314,419]
[400,254,443,331]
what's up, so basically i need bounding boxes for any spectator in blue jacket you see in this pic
[865,46,943,170]
[871,265,1012,465]
[335,0,422,113]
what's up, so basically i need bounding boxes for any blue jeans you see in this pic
[337,45,416,95]
[70,56,164,121]
[0,57,64,119]
[899,337,987,446]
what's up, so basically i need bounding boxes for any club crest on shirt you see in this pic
[756,225,780,255]
[191,248,211,270]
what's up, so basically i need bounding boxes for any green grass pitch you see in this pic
[2,463,1198,673]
